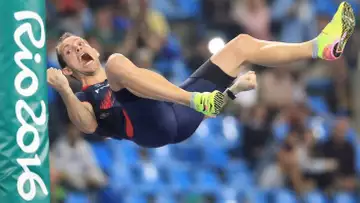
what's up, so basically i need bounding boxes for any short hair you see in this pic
[56,32,75,69]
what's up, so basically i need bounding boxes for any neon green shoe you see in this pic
[317,1,355,60]
[191,91,225,116]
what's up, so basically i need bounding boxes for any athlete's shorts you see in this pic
[114,60,235,148]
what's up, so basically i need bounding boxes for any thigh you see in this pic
[114,89,178,148]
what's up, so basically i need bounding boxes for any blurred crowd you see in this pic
[46,0,360,202]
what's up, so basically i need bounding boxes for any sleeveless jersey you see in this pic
[75,80,133,139]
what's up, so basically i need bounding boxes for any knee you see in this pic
[235,34,254,43]
[233,34,260,56]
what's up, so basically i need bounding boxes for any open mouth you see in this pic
[80,53,94,65]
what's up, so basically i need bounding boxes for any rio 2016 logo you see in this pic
[13,11,48,201]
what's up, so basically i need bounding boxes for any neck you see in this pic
[79,67,107,88]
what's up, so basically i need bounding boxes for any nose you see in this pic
[76,45,82,53]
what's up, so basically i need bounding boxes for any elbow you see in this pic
[81,124,97,134]
[73,122,98,134]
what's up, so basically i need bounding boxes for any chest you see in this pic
[85,84,122,119]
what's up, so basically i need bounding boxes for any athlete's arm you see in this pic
[59,88,97,133]
[47,68,98,134]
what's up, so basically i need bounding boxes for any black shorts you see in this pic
[115,60,235,148]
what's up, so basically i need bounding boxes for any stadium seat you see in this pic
[169,59,191,85]
[244,189,268,203]
[207,116,224,136]
[218,187,237,203]
[110,141,140,166]
[202,147,229,168]
[147,146,174,166]
[124,193,147,203]
[227,160,250,173]
[109,161,134,190]
[306,78,332,93]
[225,161,253,186]
[195,169,221,193]
[155,193,177,203]
[307,96,330,115]
[90,142,113,173]
[273,121,290,141]
[356,145,360,174]
[304,190,327,203]
[132,163,165,194]
[65,192,90,203]
[151,0,200,20]
[345,127,358,143]
[97,186,125,203]
[222,116,242,149]
[171,145,203,163]
[225,161,252,189]
[333,192,357,203]
[273,189,298,203]
[191,119,214,145]
[167,164,192,192]
[227,172,253,191]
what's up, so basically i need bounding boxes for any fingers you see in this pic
[243,71,257,89]
[47,67,64,84]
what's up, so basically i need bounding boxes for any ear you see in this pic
[62,67,73,76]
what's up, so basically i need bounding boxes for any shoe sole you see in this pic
[338,2,356,52]
[213,91,225,115]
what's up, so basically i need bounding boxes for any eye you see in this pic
[66,50,71,55]
[79,42,84,46]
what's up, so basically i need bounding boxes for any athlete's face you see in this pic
[59,36,101,77]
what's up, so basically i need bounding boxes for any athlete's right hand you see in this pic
[47,68,70,92]
[235,71,257,92]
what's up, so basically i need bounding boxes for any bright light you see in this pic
[208,37,225,54]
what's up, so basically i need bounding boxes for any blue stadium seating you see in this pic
[97,186,125,203]
[222,116,242,149]
[65,192,90,203]
[110,141,140,166]
[155,193,177,203]
[273,188,298,203]
[307,96,330,115]
[273,121,290,141]
[90,142,113,173]
[123,193,147,203]
[356,144,360,174]
[346,127,358,143]
[109,161,135,190]
[167,164,192,192]
[202,146,229,168]
[333,192,357,203]
[151,0,200,20]
[194,169,222,193]
[131,163,166,194]
[86,102,359,203]
[236,188,268,203]
[304,190,327,203]
[147,146,174,166]
[171,145,203,164]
